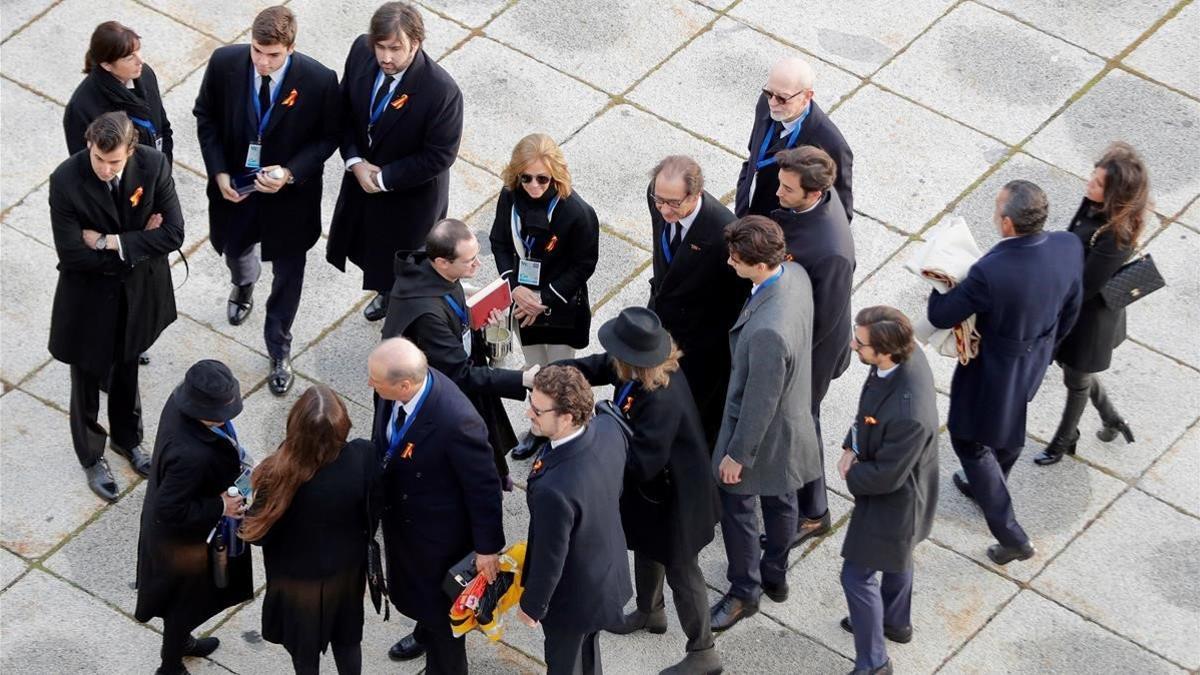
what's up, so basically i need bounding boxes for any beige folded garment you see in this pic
[905,216,982,365]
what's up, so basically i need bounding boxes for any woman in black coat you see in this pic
[556,308,722,675]
[1036,142,1149,465]
[490,132,599,367]
[65,21,172,161]
[242,385,375,675]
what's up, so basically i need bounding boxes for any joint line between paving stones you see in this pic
[0,0,64,47]
[129,0,234,46]
[613,0,735,101]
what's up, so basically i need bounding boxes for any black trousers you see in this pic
[290,640,362,675]
[69,361,142,468]
[952,436,1028,548]
[413,617,466,675]
[542,623,601,675]
[159,616,195,672]
[1053,364,1122,442]
[720,489,797,601]
[226,244,307,360]
[633,552,713,653]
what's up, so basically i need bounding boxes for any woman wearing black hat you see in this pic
[555,307,722,675]
[135,360,253,675]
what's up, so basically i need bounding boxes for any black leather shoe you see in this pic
[1034,430,1079,466]
[84,458,119,503]
[363,293,389,322]
[111,442,151,478]
[227,283,254,326]
[1097,420,1134,444]
[138,351,151,365]
[183,635,220,658]
[762,579,789,603]
[840,616,912,644]
[952,469,976,503]
[849,660,893,675]
[608,608,667,635]
[268,358,294,396]
[987,542,1035,565]
[659,647,723,675]
[154,666,189,675]
[709,592,758,632]
[510,432,544,461]
[388,632,425,661]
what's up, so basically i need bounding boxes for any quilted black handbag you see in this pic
[1091,229,1166,309]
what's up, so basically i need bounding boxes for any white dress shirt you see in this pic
[549,424,586,449]
[386,374,429,443]
[345,67,407,192]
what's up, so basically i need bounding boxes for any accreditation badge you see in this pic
[244,143,262,170]
[517,258,542,287]
[462,328,472,356]
[154,135,163,152]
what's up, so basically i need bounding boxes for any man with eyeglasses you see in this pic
[734,56,854,222]
[646,155,749,447]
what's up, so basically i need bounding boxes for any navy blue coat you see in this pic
[520,416,632,633]
[928,232,1083,449]
[371,368,505,623]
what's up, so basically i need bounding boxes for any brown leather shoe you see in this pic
[709,592,758,632]
[792,510,832,550]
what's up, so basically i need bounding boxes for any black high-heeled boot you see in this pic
[1034,430,1079,466]
[1096,420,1135,443]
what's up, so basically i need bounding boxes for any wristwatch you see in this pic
[95,234,108,251]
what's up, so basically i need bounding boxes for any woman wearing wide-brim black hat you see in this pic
[554,307,722,675]
[135,359,253,675]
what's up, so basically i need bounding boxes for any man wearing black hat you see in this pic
[135,359,254,675]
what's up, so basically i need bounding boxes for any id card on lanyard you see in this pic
[383,380,431,468]
[129,116,162,152]
[510,195,560,287]
[246,57,292,169]
[444,293,472,355]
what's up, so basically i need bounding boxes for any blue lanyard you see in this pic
[660,225,675,264]
[212,421,250,556]
[443,293,468,330]
[755,106,809,170]
[211,421,248,465]
[613,381,635,406]
[250,56,292,141]
[511,195,561,257]
[383,380,432,467]
[368,69,396,127]
[129,116,157,139]
[752,266,785,298]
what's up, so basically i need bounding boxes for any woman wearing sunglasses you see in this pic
[489,133,600,370]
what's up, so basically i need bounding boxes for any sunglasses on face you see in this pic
[520,173,552,186]
[762,87,807,105]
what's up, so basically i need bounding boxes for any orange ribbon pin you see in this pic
[545,235,558,252]
[621,396,634,414]
[129,186,143,207]
[864,416,878,426]
[281,89,298,107]
[532,459,543,473]
[390,93,409,110]
[401,442,414,459]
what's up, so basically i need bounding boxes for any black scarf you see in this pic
[90,68,155,129]
[513,184,558,236]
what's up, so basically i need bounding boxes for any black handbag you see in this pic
[363,454,389,620]
[1091,228,1166,309]
[443,550,478,600]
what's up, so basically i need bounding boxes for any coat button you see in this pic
[415,472,422,478]
[401,494,408,501]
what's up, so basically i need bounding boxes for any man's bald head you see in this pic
[368,337,429,401]
[765,56,816,122]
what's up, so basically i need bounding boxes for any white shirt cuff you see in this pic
[374,170,387,192]
[345,157,363,171]
[114,235,125,261]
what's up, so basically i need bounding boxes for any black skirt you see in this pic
[261,563,367,656]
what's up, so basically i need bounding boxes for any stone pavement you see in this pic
[1,0,1198,672]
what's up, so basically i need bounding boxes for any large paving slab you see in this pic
[0,0,54,42]
[138,0,277,43]
[874,2,1103,144]
[0,78,65,212]
[0,226,57,384]
[1025,70,1200,216]
[421,0,511,29]
[0,546,28,590]
[289,0,470,71]
[1127,224,1200,368]
[730,0,954,76]
[1139,424,1200,518]
[484,0,715,94]
[979,0,1177,58]
[1124,3,1200,99]
[1033,489,1200,669]
[0,569,165,674]
[627,16,861,154]
[830,86,1006,233]
[440,36,610,174]
[562,105,743,241]
[943,589,1184,674]
[850,216,909,288]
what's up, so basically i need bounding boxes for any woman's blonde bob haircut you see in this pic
[501,132,573,199]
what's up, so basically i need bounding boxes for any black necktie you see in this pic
[668,222,682,260]
[258,75,271,122]
[390,403,407,441]
[371,75,395,117]
[108,177,122,214]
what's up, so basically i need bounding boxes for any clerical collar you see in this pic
[550,424,586,448]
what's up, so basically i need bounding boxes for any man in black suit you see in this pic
[837,307,939,675]
[647,155,748,447]
[193,5,339,395]
[734,56,853,222]
[327,2,464,322]
[772,146,856,547]
[368,338,505,674]
[517,366,632,675]
[48,112,183,502]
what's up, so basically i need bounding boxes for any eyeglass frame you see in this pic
[761,87,809,105]
[519,173,552,186]
[648,186,696,210]
[527,394,558,417]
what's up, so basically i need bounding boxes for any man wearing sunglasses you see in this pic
[733,56,854,223]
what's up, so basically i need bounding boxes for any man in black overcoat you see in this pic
[734,56,853,222]
[517,366,632,675]
[193,5,340,396]
[382,218,536,487]
[367,338,505,674]
[771,146,856,546]
[837,307,939,675]
[327,2,464,322]
[48,111,183,502]
[135,359,252,675]
[646,156,748,448]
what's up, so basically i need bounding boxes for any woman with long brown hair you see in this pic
[242,385,376,673]
[1035,142,1149,465]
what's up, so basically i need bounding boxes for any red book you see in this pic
[466,277,512,330]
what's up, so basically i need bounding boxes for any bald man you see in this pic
[368,337,505,673]
[734,56,854,222]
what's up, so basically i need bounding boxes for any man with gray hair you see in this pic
[928,180,1082,566]
[734,56,854,221]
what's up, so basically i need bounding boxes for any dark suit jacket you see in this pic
[521,416,632,632]
[193,45,340,260]
[734,97,853,221]
[647,188,748,445]
[64,64,173,161]
[48,146,183,377]
[929,232,1083,449]
[1055,199,1130,373]
[371,368,504,623]
[328,39,463,291]
[558,354,719,565]
[772,188,856,411]
[841,348,940,572]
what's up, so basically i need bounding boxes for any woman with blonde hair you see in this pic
[243,384,376,674]
[489,133,600,370]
